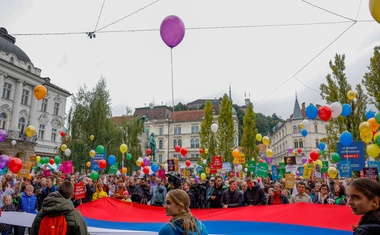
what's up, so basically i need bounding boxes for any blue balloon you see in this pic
[340,131,353,147]
[108,155,116,165]
[366,110,375,120]
[151,163,159,173]
[305,104,318,120]
[318,142,326,151]
[301,129,308,137]
[341,104,352,117]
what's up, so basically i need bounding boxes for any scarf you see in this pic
[271,192,282,204]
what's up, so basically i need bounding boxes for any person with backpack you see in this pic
[30,181,89,235]
[151,185,166,206]
[159,189,208,235]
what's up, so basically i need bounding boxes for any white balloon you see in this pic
[330,102,342,118]
[238,164,242,171]
[203,159,207,164]
[302,119,309,128]
[164,163,168,171]
[211,123,218,133]
[244,168,248,173]
[64,149,71,156]
[149,102,154,109]
[11,140,16,146]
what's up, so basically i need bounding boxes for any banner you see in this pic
[212,156,223,169]
[74,182,86,200]
[173,158,179,172]
[209,163,216,174]
[337,141,365,171]
[239,154,245,164]
[271,165,278,181]
[108,162,118,174]
[257,162,268,178]
[43,169,51,177]
[285,174,295,189]
[248,160,256,173]
[157,169,166,180]
[63,161,73,174]
[29,156,37,167]
[90,150,107,171]
[303,166,311,179]
[368,161,380,172]
[17,162,31,178]
[321,161,329,173]
[299,166,304,176]
[167,159,174,171]
[363,167,379,182]
[222,162,232,171]
[338,161,352,178]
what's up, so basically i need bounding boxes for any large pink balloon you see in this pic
[160,15,185,48]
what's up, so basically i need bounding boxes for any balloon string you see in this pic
[171,48,175,123]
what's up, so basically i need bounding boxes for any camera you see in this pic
[166,173,182,189]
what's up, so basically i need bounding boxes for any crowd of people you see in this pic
[0,169,379,234]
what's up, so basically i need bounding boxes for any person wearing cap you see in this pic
[243,177,266,206]
[122,190,132,202]
[289,181,312,203]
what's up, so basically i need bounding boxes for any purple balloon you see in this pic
[287,147,293,154]
[0,155,9,169]
[143,157,150,166]
[0,130,7,142]
[266,157,273,164]
[301,156,307,164]
[160,15,185,48]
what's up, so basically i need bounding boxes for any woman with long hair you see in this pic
[159,189,208,235]
[330,184,347,205]
[347,178,380,234]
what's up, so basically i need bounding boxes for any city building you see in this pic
[0,27,71,161]
[270,95,328,167]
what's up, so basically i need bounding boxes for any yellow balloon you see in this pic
[315,160,323,168]
[90,135,94,141]
[61,144,67,152]
[266,149,273,158]
[328,167,338,179]
[136,160,142,167]
[367,144,380,157]
[360,132,373,144]
[200,158,204,161]
[262,136,270,146]
[359,121,372,135]
[233,158,239,165]
[303,163,308,168]
[370,0,380,24]
[256,134,262,142]
[86,162,91,167]
[205,149,209,154]
[36,156,41,163]
[291,151,296,156]
[90,150,96,158]
[25,125,36,137]
[122,167,128,174]
[347,90,356,101]
[120,144,128,154]
[201,173,206,180]
[299,123,304,129]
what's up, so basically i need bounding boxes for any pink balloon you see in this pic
[160,15,185,48]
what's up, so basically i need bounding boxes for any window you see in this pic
[159,127,163,135]
[294,139,299,148]
[159,155,162,163]
[41,98,48,112]
[21,89,29,105]
[190,139,195,148]
[54,102,60,115]
[51,128,57,142]
[314,124,318,133]
[18,117,26,135]
[191,125,199,134]
[299,139,303,148]
[195,139,200,148]
[191,154,195,158]
[173,139,177,147]
[10,57,14,64]
[159,140,163,149]
[293,125,297,134]
[0,113,6,129]
[315,139,319,148]
[2,82,11,99]
[38,124,45,139]
[178,139,182,147]
[174,126,181,135]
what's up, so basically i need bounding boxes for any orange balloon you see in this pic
[86,162,91,168]
[122,167,128,174]
[33,85,47,100]
[232,149,240,158]
[368,118,380,132]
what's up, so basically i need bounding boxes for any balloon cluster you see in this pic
[359,111,380,158]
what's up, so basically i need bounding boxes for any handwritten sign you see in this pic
[212,156,223,169]
[74,182,86,200]
[285,174,295,189]
[363,167,379,182]
[17,162,31,178]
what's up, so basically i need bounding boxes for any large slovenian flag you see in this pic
[77,198,360,235]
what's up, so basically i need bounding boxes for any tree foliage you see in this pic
[199,100,216,163]
[217,94,235,163]
[241,102,258,162]
[362,46,380,110]
[319,54,368,152]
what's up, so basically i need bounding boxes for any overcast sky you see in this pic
[1,0,380,119]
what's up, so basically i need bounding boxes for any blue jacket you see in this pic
[18,194,37,213]
[159,217,208,235]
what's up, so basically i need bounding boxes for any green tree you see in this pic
[199,100,216,163]
[362,46,380,110]
[67,78,123,172]
[241,102,258,162]
[217,94,235,163]
[233,104,244,146]
[319,54,368,153]
[174,102,189,111]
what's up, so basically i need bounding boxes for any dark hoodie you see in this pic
[158,217,208,235]
[30,191,89,235]
[354,210,380,235]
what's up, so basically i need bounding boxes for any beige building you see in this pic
[270,95,328,167]
[0,28,70,161]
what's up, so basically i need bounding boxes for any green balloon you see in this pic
[96,145,105,154]
[321,150,326,155]
[375,112,380,125]
[90,171,99,181]
[54,156,61,164]
[331,152,340,163]
[375,135,380,146]
[126,153,132,160]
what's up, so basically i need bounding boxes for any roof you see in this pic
[0,28,31,63]
[169,110,204,122]
[187,98,221,106]
[133,105,172,120]
[111,115,134,125]
[292,95,303,120]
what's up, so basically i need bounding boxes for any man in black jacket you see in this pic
[182,181,196,208]
[221,179,242,208]
[210,175,227,208]
[82,177,95,203]
[243,177,266,206]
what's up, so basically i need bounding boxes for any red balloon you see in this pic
[49,158,54,165]
[185,160,191,167]
[174,145,180,153]
[140,162,145,168]
[199,149,204,154]
[309,150,319,161]
[180,147,188,156]
[8,158,22,173]
[318,105,332,122]
[259,159,264,162]
[308,158,314,164]
[143,166,149,175]
[297,148,302,154]
[146,149,152,155]
[60,131,66,137]
[276,164,280,168]
[98,159,106,169]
